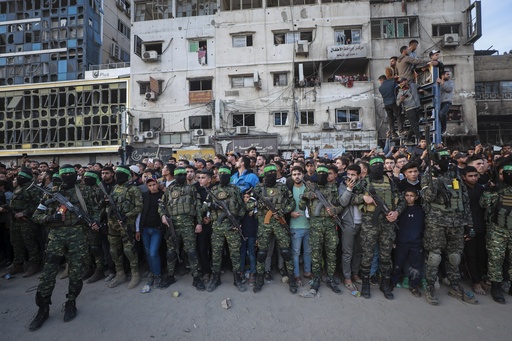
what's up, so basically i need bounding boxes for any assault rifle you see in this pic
[98,183,132,241]
[158,198,182,263]
[204,186,246,241]
[253,190,293,236]
[362,183,399,229]
[29,183,96,226]
[304,182,343,227]
[0,204,38,228]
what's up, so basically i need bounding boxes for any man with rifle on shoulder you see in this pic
[28,165,101,331]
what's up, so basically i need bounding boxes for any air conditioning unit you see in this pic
[236,126,249,135]
[145,91,158,101]
[442,34,459,47]
[295,40,309,57]
[132,134,145,142]
[322,122,334,130]
[110,43,120,59]
[143,131,155,139]
[197,136,210,146]
[349,121,363,130]
[194,129,204,136]
[142,50,159,62]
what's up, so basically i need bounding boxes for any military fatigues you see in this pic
[421,173,471,287]
[107,182,142,276]
[352,177,404,279]
[300,183,343,280]
[480,185,512,283]
[253,183,295,277]
[83,186,103,272]
[9,182,41,267]
[32,185,100,305]
[159,182,203,277]
[204,183,245,273]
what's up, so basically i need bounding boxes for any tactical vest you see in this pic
[261,184,284,209]
[9,184,31,211]
[167,184,197,217]
[494,190,512,228]
[311,184,339,217]
[112,184,137,217]
[209,185,239,221]
[363,178,394,213]
[430,177,464,212]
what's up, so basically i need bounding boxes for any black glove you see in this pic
[46,213,63,223]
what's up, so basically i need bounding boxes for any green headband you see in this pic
[316,166,328,173]
[174,168,187,175]
[369,158,384,166]
[18,171,33,179]
[116,167,131,176]
[84,172,100,184]
[52,173,61,179]
[59,167,76,175]
[503,165,512,171]
[438,150,450,157]
[264,165,277,174]
[218,167,231,175]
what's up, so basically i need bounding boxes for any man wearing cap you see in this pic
[106,165,143,289]
[194,159,206,172]
[80,171,106,284]
[253,164,298,294]
[29,165,101,330]
[437,70,454,134]
[159,167,205,291]
[1,168,42,278]
[397,77,421,143]
[203,166,246,292]
[480,157,512,304]
[352,156,404,299]
[421,149,474,305]
[300,166,344,294]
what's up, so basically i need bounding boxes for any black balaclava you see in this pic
[174,167,187,185]
[263,164,278,187]
[317,166,328,186]
[16,169,33,186]
[115,166,131,185]
[369,157,384,181]
[83,171,101,187]
[218,166,232,186]
[59,164,78,188]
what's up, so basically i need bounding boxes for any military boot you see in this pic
[3,263,24,276]
[234,273,246,292]
[81,267,95,281]
[127,272,140,289]
[253,273,264,293]
[310,276,321,292]
[23,263,42,278]
[379,276,394,300]
[326,276,341,294]
[86,268,105,284]
[193,276,206,291]
[491,281,506,304]
[29,293,50,331]
[289,276,298,294]
[108,272,127,288]
[207,272,221,292]
[361,275,371,299]
[159,274,176,289]
[425,285,439,306]
[62,300,77,322]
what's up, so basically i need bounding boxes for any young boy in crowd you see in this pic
[391,188,425,297]
[240,190,258,286]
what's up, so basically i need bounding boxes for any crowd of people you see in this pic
[1,140,512,331]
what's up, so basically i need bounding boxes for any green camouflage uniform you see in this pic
[32,184,100,304]
[9,182,41,267]
[480,185,512,282]
[253,182,295,275]
[204,183,245,273]
[421,173,471,286]
[159,182,203,277]
[352,177,404,278]
[300,182,342,278]
[83,185,103,271]
[107,182,142,276]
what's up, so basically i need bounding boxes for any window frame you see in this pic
[230,75,255,88]
[273,72,288,86]
[232,34,253,47]
[273,111,289,126]
[232,112,256,127]
[371,17,419,39]
[274,30,313,45]
[189,115,213,129]
[334,27,362,45]
[432,23,462,37]
[300,110,315,125]
[335,108,360,124]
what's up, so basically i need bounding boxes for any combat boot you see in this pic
[86,268,105,284]
[3,263,24,276]
[425,285,439,306]
[310,277,321,292]
[193,276,206,291]
[29,293,50,331]
[361,275,371,299]
[253,273,264,293]
[81,267,95,281]
[62,300,77,322]
[127,272,140,289]
[233,273,246,292]
[108,272,127,288]
[207,272,221,292]
[23,263,42,278]
[326,276,341,294]
[159,274,176,289]
[289,276,298,294]
[379,276,394,300]
[491,281,506,304]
